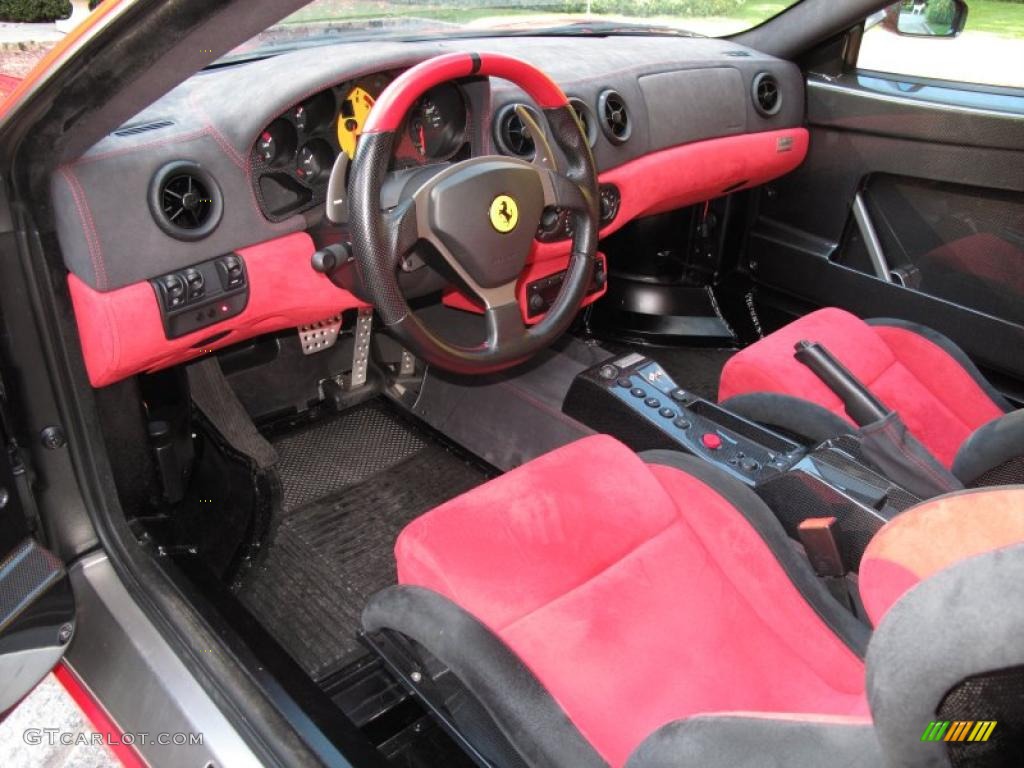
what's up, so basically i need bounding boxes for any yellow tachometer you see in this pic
[337,85,376,159]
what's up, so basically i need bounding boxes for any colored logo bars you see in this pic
[921,721,997,743]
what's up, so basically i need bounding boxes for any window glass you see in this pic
[858,1,1024,89]
[230,1,801,62]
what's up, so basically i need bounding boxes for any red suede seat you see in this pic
[718,307,1008,469]
[393,435,867,766]
[364,436,1024,767]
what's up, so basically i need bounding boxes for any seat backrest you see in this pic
[862,487,1024,766]
[718,307,1007,467]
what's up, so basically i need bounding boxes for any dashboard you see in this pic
[52,35,808,387]
[252,72,472,220]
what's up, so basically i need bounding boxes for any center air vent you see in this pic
[148,161,223,241]
[597,89,631,145]
[494,103,539,158]
[752,72,782,117]
[568,97,597,147]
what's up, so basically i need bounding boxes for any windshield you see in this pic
[229,1,799,60]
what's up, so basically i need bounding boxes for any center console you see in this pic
[564,353,922,568]
[563,353,805,485]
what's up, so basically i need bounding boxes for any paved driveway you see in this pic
[0,675,118,768]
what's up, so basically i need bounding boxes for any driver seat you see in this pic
[364,435,1024,767]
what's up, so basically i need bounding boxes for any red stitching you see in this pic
[59,166,107,290]
[72,128,211,165]
[878,418,957,491]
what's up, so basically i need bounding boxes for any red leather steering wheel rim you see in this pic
[363,52,569,134]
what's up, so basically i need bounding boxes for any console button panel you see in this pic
[579,353,805,485]
[152,253,249,339]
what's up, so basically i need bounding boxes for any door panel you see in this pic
[844,174,1024,325]
[749,70,1024,388]
[0,539,74,713]
[0,320,75,716]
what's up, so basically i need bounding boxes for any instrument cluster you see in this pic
[250,72,470,221]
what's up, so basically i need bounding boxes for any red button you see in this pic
[701,433,722,450]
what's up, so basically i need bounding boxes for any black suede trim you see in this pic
[867,541,1024,768]
[719,392,853,445]
[952,410,1024,485]
[866,317,1013,413]
[625,715,881,768]
[363,585,608,768]
[640,450,871,657]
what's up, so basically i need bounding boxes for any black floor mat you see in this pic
[239,404,490,680]
[271,404,428,513]
[600,341,736,401]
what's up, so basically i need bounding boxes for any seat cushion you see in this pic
[718,308,1005,467]
[395,435,867,766]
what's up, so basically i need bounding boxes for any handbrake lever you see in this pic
[793,339,961,499]
[793,340,890,426]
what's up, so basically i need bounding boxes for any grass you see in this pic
[965,0,1024,38]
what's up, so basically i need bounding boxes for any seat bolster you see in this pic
[624,714,880,768]
[866,541,1024,768]
[952,409,1024,485]
[363,584,607,768]
[860,487,1024,626]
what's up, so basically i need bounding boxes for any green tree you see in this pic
[0,0,72,22]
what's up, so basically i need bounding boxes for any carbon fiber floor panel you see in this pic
[240,408,490,680]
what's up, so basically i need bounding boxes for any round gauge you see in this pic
[408,84,467,160]
[337,85,377,159]
[255,119,296,167]
[292,90,335,135]
[295,140,335,184]
[292,104,308,132]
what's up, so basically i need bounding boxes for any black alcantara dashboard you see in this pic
[52,35,802,293]
[52,34,806,388]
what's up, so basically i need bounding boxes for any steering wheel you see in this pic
[346,52,599,375]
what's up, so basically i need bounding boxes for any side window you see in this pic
[857,1,1024,89]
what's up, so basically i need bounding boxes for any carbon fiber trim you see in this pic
[0,539,64,635]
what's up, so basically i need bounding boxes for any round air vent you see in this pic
[494,103,540,159]
[597,89,631,145]
[752,72,782,117]
[568,97,597,147]
[148,161,223,241]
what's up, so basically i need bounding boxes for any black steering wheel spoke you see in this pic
[387,198,423,270]
[484,286,526,348]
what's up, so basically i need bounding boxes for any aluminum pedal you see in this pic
[298,314,343,355]
[349,306,373,389]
